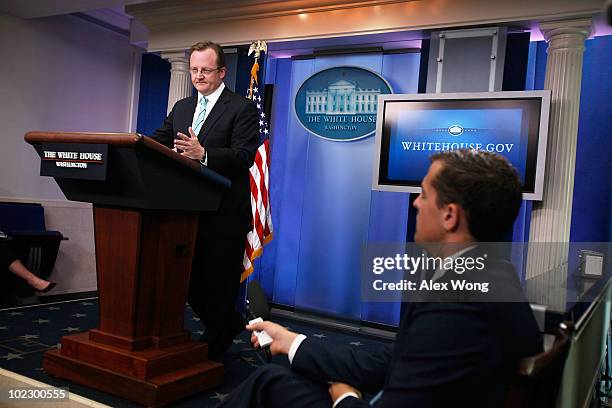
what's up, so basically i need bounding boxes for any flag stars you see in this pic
[20,334,39,340]
[32,319,50,324]
[210,392,228,401]
[2,353,23,360]
[62,327,80,333]
[259,120,264,126]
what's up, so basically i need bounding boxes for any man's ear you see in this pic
[441,203,461,232]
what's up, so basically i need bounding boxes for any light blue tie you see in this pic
[192,96,208,135]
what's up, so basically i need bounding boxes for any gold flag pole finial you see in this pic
[248,40,268,99]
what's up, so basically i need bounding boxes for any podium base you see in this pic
[43,332,223,407]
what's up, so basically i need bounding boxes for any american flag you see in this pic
[241,66,273,282]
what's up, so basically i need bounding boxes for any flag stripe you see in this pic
[242,73,274,282]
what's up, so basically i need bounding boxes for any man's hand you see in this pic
[328,382,361,404]
[174,127,205,160]
[246,321,298,356]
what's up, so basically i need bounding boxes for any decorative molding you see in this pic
[126,0,603,51]
[72,12,130,37]
[0,196,92,209]
[82,7,132,31]
[128,0,412,28]
[540,17,593,48]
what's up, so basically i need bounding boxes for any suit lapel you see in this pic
[186,96,197,129]
[197,87,230,143]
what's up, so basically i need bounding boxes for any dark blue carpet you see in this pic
[0,298,390,407]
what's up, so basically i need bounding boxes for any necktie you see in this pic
[192,96,208,135]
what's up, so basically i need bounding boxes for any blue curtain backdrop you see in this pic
[136,54,170,136]
[257,52,420,325]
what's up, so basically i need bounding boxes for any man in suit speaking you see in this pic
[151,41,259,360]
[219,149,543,407]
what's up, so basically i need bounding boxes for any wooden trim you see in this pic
[141,136,202,173]
[24,131,203,174]
[24,131,141,146]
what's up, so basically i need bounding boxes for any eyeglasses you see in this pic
[190,67,222,75]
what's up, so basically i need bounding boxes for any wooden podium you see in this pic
[25,132,230,407]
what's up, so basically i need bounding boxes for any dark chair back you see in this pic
[247,280,271,321]
[242,280,273,364]
[505,322,573,408]
[0,202,64,303]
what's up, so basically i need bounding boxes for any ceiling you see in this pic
[0,0,609,49]
[0,0,154,19]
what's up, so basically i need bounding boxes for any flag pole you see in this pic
[248,40,268,100]
[242,39,273,284]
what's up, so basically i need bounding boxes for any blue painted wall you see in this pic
[525,37,612,243]
[569,35,612,243]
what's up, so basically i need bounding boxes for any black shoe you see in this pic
[36,282,56,295]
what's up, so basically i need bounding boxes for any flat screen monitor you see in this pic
[372,91,550,200]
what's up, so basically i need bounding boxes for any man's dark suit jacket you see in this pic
[291,254,543,407]
[151,87,260,235]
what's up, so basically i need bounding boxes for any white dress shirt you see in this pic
[192,82,225,165]
[192,82,225,126]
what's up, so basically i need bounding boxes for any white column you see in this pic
[161,50,192,114]
[525,18,591,308]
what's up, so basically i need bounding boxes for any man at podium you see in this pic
[151,41,260,360]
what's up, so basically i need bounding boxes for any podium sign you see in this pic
[40,142,108,180]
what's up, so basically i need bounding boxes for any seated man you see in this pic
[220,149,542,408]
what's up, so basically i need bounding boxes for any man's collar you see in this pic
[428,244,478,282]
[447,244,478,260]
[198,82,225,105]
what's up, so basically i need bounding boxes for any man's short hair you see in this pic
[189,41,226,68]
[429,149,522,242]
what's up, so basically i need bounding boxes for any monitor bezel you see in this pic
[372,90,551,201]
